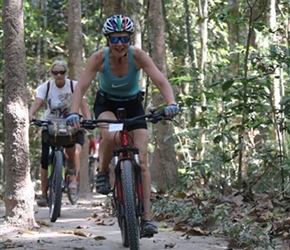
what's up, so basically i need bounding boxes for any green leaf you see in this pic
[253,22,266,32]
[222,80,234,91]
[284,104,290,117]
[280,96,290,105]
[222,132,236,145]
[213,135,222,143]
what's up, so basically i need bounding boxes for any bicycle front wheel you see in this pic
[121,160,140,250]
[48,150,63,222]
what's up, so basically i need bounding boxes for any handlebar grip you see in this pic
[81,120,98,130]
[148,111,168,124]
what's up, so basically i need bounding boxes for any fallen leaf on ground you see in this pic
[37,238,52,244]
[36,220,51,227]
[23,230,35,235]
[74,230,92,237]
[184,227,210,236]
[94,235,106,241]
[107,219,115,226]
[172,224,187,232]
[58,230,74,235]
[75,225,88,229]
[165,242,176,248]
[96,220,105,225]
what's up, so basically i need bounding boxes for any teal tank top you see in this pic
[98,47,141,97]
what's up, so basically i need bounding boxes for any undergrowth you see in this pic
[150,177,282,250]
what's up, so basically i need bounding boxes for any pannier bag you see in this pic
[42,122,77,147]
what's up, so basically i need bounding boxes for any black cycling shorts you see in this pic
[93,90,147,131]
[40,130,85,170]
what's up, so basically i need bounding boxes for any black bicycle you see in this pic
[32,119,80,222]
[81,107,172,250]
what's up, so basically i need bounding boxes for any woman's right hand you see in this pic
[66,113,81,129]
[164,103,179,117]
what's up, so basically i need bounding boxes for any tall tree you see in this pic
[227,0,240,77]
[197,0,208,161]
[3,0,36,228]
[67,0,91,197]
[148,0,178,191]
[104,0,123,16]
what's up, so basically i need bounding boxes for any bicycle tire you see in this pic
[88,163,95,193]
[48,150,63,222]
[67,173,80,205]
[121,159,140,249]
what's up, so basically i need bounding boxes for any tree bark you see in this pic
[197,0,208,162]
[104,0,123,16]
[148,0,178,192]
[67,0,91,198]
[227,0,240,77]
[3,0,36,228]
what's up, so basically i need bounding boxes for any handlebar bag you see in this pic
[42,122,77,147]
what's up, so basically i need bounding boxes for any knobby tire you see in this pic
[121,160,140,250]
[49,150,63,222]
[67,173,80,205]
[88,163,95,193]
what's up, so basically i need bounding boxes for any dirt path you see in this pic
[0,194,229,250]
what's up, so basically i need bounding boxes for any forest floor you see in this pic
[0,192,230,250]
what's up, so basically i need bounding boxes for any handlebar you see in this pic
[31,109,174,130]
[31,119,52,127]
[81,110,172,131]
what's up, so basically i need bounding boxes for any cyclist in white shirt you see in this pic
[29,60,91,207]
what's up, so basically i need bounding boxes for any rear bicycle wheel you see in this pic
[121,160,140,250]
[48,150,63,222]
[67,172,80,205]
[88,162,95,192]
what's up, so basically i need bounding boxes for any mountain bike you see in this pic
[81,107,172,250]
[32,119,80,222]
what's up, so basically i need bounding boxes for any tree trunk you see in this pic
[227,0,240,77]
[197,0,208,162]
[68,0,84,78]
[148,0,178,192]
[3,0,36,229]
[67,0,91,198]
[104,0,123,16]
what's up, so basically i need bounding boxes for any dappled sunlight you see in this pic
[1,194,230,249]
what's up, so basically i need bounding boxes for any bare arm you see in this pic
[80,98,91,119]
[70,50,104,114]
[133,47,176,105]
[28,97,44,122]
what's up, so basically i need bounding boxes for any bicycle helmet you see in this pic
[103,14,135,36]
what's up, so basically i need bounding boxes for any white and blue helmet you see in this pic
[103,14,135,36]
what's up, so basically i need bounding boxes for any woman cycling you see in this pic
[66,14,179,237]
[29,60,91,206]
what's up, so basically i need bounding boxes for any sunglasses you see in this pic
[52,70,66,76]
[108,36,130,44]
